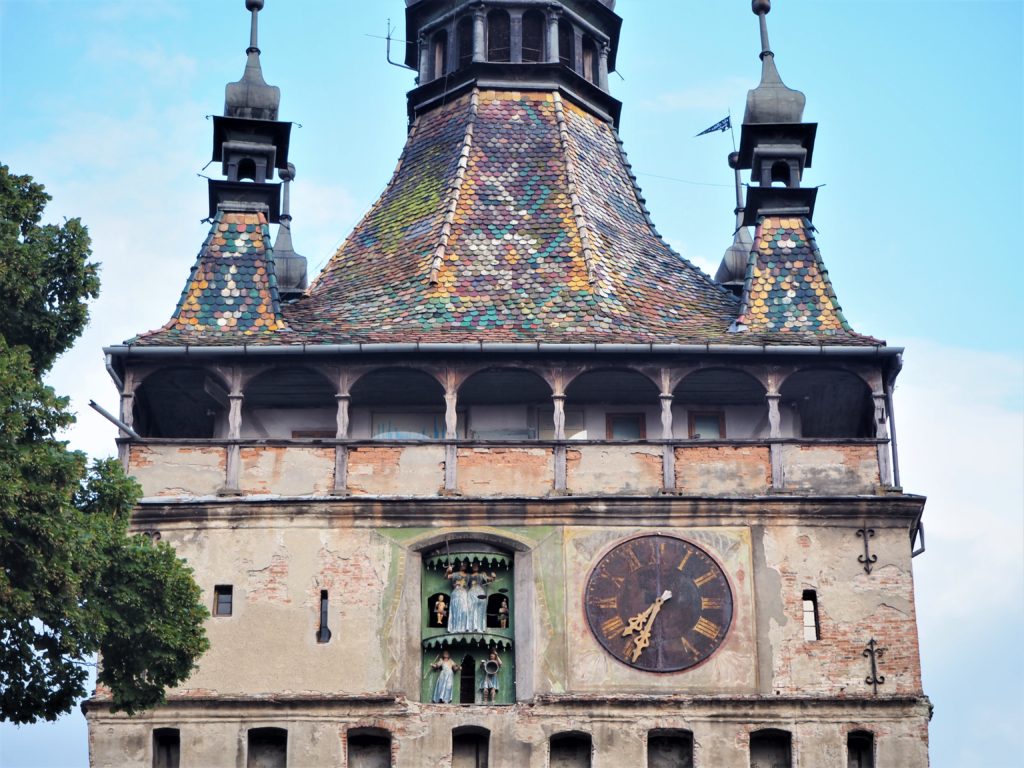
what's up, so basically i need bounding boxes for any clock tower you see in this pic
[87,1,930,766]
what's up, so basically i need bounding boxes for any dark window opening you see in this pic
[459,654,476,704]
[522,10,545,63]
[432,30,449,80]
[214,585,233,617]
[486,593,510,629]
[582,36,599,83]
[780,369,875,438]
[247,728,287,768]
[802,589,820,641]
[689,411,726,440]
[452,728,490,768]
[487,10,511,62]
[457,16,474,69]
[771,160,792,187]
[558,20,575,70]
[132,367,229,439]
[648,730,694,768]
[237,158,258,182]
[316,589,331,643]
[550,733,592,768]
[750,729,791,768]
[606,413,646,440]
[153,728,180,768]
[348,730,392,768]
[847,731,875,768]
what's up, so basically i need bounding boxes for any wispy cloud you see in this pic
[640,77,750,114]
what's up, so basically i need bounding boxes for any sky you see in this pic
[0,0,1021,766]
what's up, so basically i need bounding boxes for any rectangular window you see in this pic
[316,590,331,643]
[802,590,820,641]
[247,728,287,768]
[348,731,392,768]
[606,413,646,440]
[847,731,875,768]
[213,585,233,617]
[371,411,449,440]
[750,730,791,768]
[648,731,693,768]
[452,730,489,768]
[550,734,592,768]
[689,411,725,439]
[153,728,180,768]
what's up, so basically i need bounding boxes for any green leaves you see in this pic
[0,166,208,724]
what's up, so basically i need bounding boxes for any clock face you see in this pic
[584,535,734,673]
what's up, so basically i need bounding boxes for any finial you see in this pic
[743,0,805,124]
[273,162,307,298]
[246,0,263,52]
[715,151,753,287]
[224,0,280,120]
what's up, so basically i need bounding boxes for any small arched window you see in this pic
[347,729,392,768]
[487,10,511,62]
[453,727,490,768]
[237,158,257,182]
[750,729,791,768]
[457,16,474,69]
[771,160,792,187]
[582,36,599,83]
[522,10,546,63]
[558,19,576,71]
[847,731,875,768]
[550,733,592,768]
[432,29,449,81]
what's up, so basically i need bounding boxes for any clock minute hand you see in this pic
[625,591,673,662]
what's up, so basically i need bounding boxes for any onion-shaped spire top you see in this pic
[743,0,805,124]
[225,0,281,120]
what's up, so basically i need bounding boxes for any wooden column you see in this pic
[473,8,487,62]
[552,392,567,493]
[546,8,560,63]
[333,392,350,496]
[598,42,610,90]
[873,391,893,487]
[766,391,783,490]
[660,392,675,492]
[444,386,459,492]
[223,369,243,495]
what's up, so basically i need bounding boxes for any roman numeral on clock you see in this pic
[694,570,717,587]
[693,617,721,640]
[701,597,724,610]
[601,615,625,638]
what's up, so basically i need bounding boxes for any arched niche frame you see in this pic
[130,365,232,439]
[779,367,876,438]
[240,365,337,439]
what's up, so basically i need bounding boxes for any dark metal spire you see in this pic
[743,0,805,125]
[272,163,308,299]
[225,0,281,121]
[715,152,754,287]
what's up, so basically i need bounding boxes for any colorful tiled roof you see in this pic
[134,211,286,341]
[133,90,879,348]
[736,216,855,336]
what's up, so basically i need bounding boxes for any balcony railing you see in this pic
[124,437,889,500]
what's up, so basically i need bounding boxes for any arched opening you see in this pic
[347,728,392,768]
[459,368,551,440]
[750,729,791,768]
[582,36,599,83]
[550,732,592,768]
[242,366,336,439]
[247,728,287,768]
[558,19,576,71]
[133,367,229,439]
[237,157,257,182]
[673,368,768,440]
[152,728,180,768]
[422,542,514,705]
[522,10,546,63]
[452,726,490,768]
[648,729,694,768]
[349,368,448,440]
[780,369,874,438]
[487,10,511,63]
[432,29,449,80]
[565,369,659,440]
[847,731,875,768]
[771,160,792,187]
[457,16,474,69]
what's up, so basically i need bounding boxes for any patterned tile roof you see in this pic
[133,211,286,342]
[736,216,862,337]
[132,89,880,348]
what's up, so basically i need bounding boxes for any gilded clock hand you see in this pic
[625,591,673,662]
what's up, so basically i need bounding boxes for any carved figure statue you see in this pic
[430,650,460,704]
[479,650,502,702]
[467,564,496,633]
[433,595,448,627]
[445,562,471,633]
[497,598,509,629]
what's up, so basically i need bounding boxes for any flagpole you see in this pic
[728,108,737,153]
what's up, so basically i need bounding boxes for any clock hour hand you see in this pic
[624,591,673,662]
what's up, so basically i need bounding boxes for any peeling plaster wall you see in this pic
[566,445,662,494]
[457,447,553,496]
[781,444,881,493]
[240,446,335,495]
[675,445,771,494]
[128,445,226,497]
[347,446,445,496]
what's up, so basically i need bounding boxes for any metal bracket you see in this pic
[863,637,886,694]
[911,521,926,558]
[856,528,878,574]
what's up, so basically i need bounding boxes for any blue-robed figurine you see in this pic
[431,651,460,703]
[445,562,471,633]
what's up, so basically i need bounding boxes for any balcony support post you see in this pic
[766,391,784,490]
[222,368,243,495]
[552,391,567,493]
[873,391,893,487]
[444,386,459,492]
[333,391,351,496]
[546,8,561,64]
[660,369,675,492]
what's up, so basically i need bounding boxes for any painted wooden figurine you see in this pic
[445,562,471,633]
[431,651,460,704]
[434,595,448,627]
[467,563,497,633]
[497,598,509,629]
[479,651,503,702]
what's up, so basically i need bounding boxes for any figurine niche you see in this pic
[497,598,509,629]
[433,595,448,627]
[479,650,503,702]
[430,651,460,704]
[446,560,497,633]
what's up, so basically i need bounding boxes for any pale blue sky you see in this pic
[1,1,1021,766]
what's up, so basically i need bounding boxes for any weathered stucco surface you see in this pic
[347,446,445,496]
[781,444,881,493]
[457,447,553,496]
[240,446,335,495]
[129,445,226,497]
[566,445,662,495]
[675,445,771,494]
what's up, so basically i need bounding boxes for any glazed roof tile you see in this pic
[132,90,880,348]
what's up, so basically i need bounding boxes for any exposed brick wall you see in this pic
[675,445,771,495]
[567,445,662,495]
[457,447,553,496]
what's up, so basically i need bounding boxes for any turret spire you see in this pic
[225,0,281,121]
[714,152,754,290]
[743,0,805,125]
[272,163,308,300]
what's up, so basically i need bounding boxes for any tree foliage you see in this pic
[0,165,209,724]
